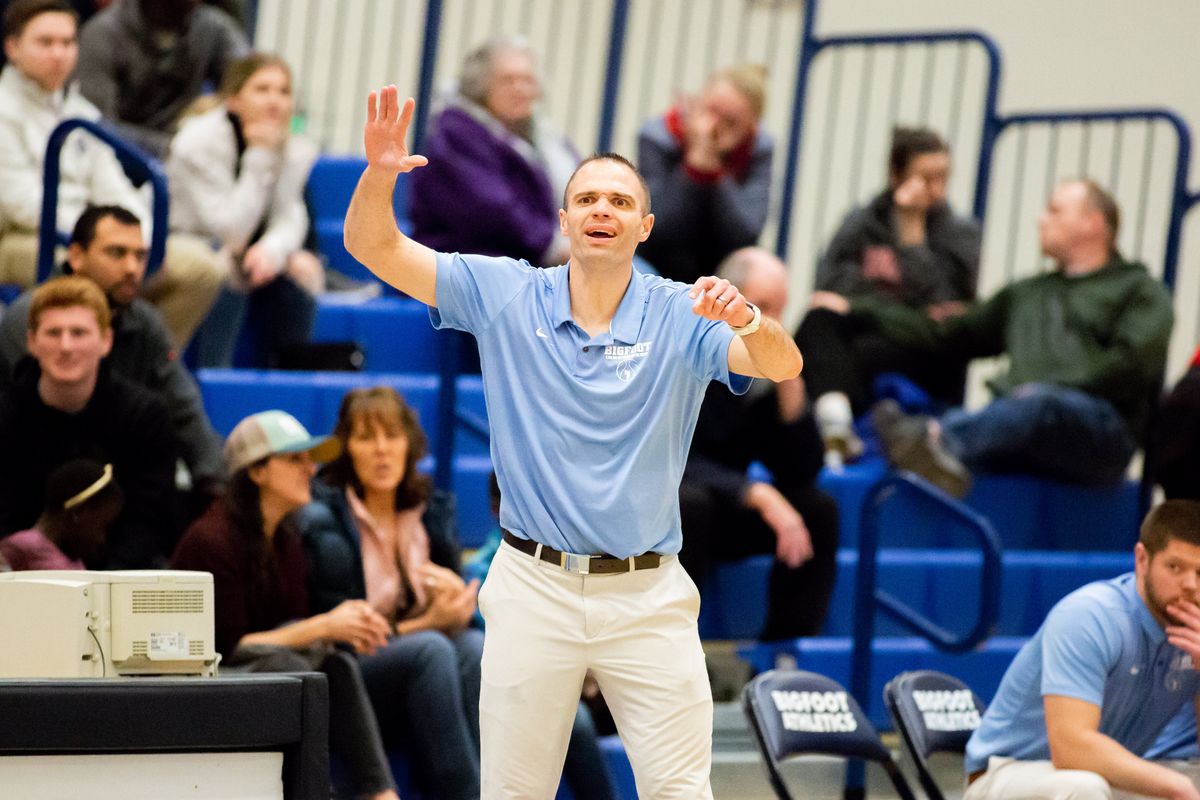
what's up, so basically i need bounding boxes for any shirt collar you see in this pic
[549,263,647,344]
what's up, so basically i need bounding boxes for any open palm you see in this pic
[364,86,429,175]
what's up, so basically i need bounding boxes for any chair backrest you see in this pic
[742,669,917,800]
[884,670,986,800]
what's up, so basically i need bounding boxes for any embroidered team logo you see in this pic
[605,342,652,383]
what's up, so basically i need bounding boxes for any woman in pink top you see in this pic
[299,387,483,800]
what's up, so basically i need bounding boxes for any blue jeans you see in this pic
[358,628,483,800]
[940,383,1136,486]
[191,275,316,368]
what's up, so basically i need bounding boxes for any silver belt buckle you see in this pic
[560,551,591,574]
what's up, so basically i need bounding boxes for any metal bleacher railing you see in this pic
[37,119,170,282]
[845,473,1001,799]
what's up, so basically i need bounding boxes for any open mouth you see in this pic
[585,229,616,241]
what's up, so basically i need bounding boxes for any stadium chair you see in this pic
[884,670,986,800]
[742,669,917,800]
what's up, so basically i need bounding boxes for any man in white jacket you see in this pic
[0,0,221,348]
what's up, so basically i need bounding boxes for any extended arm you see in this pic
[343,88,437,305]
[1044,695,1199,799]
[689,276,802,382]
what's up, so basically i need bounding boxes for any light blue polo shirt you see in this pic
[964,573,1199,774]
[430,252,751,558]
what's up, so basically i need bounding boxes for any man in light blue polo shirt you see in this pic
[344,88,803,799]
[965,500,1200,800]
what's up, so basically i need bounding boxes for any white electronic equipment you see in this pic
[0,570,218,678]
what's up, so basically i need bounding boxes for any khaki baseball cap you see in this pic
[224,410,341,475]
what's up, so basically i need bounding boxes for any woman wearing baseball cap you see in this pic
[172,410,399,800]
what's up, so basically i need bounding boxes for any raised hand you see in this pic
[364,86,429,177]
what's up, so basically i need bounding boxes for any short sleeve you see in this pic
[676,296,752,394]
[1040,594,1121,706]
[429,251,534,335]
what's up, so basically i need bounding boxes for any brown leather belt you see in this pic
[967,769,986,786]
[502,530,663,575]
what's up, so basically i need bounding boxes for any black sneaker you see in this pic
[871,399,973,498]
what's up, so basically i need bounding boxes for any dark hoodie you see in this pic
[0,357,179,568]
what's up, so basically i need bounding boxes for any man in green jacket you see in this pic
[811,178,1173,495]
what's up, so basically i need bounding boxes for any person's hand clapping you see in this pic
[809,290,850,315]
[364,86,429,177]
[323,599,390,655]
[680,95,722,173]
[419,565,479,634]
[689,276,752,326]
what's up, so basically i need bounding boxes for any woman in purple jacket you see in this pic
[410,36,577,266]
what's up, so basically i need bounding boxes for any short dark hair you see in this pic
[563,152,651,215]
[1079,178,1121,250]
[3,0,76,40]
[70,205,141,250]
[889,126,949,179]
[1139,500,1200,555]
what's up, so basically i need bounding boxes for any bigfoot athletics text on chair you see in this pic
[743,669,917,800]
[885,670,986,800]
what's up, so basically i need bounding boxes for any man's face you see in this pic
[485,49,539,129]
[27,305,113,387]
[1136,539,1200,628]
[1039,182,1099,262]
[3,11,77,93]
[738,252,789,320]
[559,159,654,266]
[67,218,148,308]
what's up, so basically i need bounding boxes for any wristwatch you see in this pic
[729,302,762,337]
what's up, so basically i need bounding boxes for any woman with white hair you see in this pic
[409,36,577,266]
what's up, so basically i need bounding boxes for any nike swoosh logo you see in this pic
[536,327,549,339]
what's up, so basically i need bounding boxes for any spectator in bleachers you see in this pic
[168,52,322,368]
[636,64,773,284]
[797,126,980,463]
[0,0,223,348]
[295,386,483,800]
[963,500,1200,799]
[463,472,617,800]
[0,204,225,502]
[815,178,1172,496]
[0,276,178,568]
[410,35,577,267]
[171,409,400,800]
[1156,345,1200,501]
[74,0,249,160]
[678,247,838,640]
[0,457,122,570]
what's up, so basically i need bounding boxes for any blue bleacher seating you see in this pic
[307,156,412,286]
[312,297,446,372]
[817,457,1140,551]
[699,550,1132,641]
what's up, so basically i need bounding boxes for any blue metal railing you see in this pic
[775,1,1003,257]
[973,108,1193,290]
[845,472,1002,799]
[38,119,169,282]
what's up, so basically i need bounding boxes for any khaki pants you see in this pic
[143,234,224,350]
[478,541,713,800]
[0,230,44,288]
[966,756,1200,800]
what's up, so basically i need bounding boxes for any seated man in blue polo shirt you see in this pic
[343,88,803,799]
[965,500,1200,800]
